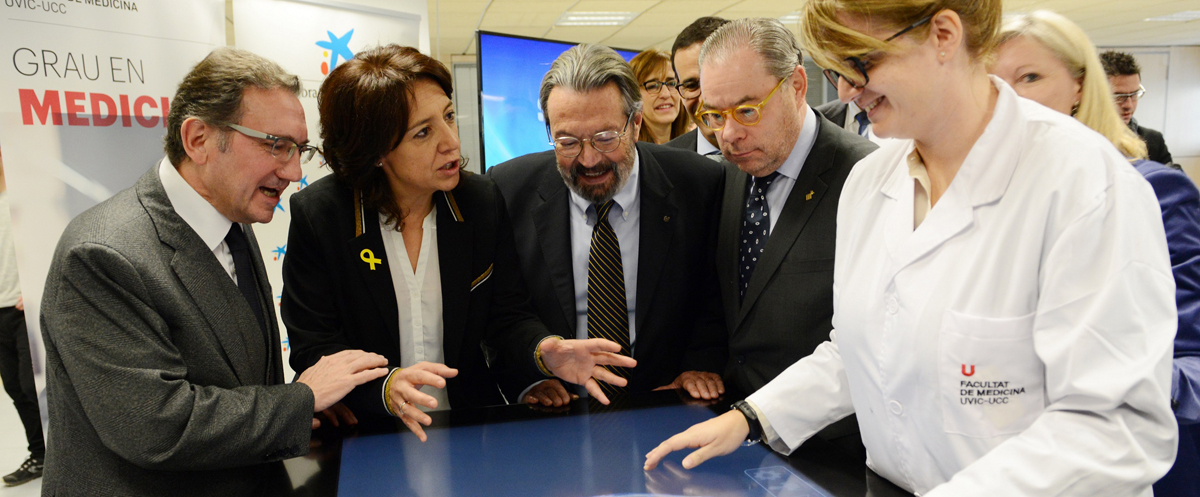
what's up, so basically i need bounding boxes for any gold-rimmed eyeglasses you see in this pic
[695,76,788,130]
[1113,85,1146,104]
[225,123,321,164]
[821,14,934,90]
[548,111,635,158]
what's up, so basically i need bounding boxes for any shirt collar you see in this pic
[158,157,234,251]
[696,130,720,156]
[773,106,820,181]
[568,147,641,223]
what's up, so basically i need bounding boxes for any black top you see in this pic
[1130,118,1174,166]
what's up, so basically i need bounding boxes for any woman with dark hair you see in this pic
[629,49,690,144]
[282,45,635,440]
[646,2,1178,495]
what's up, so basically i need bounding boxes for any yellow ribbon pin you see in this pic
[360,249,382,270]
[806,190,814,201]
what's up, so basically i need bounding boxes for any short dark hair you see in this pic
[1100,50,1140,77]
[670,17,730,69]
[165,47,300,167]
[318,44,453,230]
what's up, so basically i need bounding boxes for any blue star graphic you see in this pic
[297,175,309,190]
[316,29,355,71]
[275,202,286,213]
[272,245,287,260]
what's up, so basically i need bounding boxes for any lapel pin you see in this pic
[360,249,382,270]
[806,190,814,201]
[663,216,670,222]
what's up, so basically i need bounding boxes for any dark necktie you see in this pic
[586,200,630,396]
[855,110,871,137]
[224,224,267,335]
[740,172,781,303]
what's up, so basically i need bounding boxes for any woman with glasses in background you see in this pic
[992,12,1200,496]
[283,45,631,441]
[629,49,690,144]
[645,1,1179,495]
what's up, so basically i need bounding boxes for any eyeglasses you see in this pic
[1113,85,1146,104]
[822,14,934,90]
[548,111,635,158]
[695,76,788,130]
[225,123,321,164]
[642,79,679,93]
[676,79,701,99]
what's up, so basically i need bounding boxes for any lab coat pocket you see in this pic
[939,309,1045,438]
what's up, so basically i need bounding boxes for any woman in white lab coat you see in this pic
[644,1,1180,495]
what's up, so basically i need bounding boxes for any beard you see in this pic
[558,142,635,204]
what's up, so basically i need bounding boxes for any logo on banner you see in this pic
[316,29,354,76]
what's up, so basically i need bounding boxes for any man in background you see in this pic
[665,16,729,158]
[1100,50,1174,165]
[39,47,388,496]
[0,148,44,487]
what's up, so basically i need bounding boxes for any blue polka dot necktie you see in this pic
[855,110,871,137]
[740,172,781,303]
[587,200,630,395]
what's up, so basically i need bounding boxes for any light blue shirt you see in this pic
[750,107,819,235]
[568,150,641,351]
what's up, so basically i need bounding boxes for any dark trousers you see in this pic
[0,306,44,459]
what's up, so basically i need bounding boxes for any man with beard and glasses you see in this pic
[489,44,728,406]
[699,18,877,458]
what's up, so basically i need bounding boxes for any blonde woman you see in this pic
[629,49,690,144]
[645,1,1179,495]
[992,12,1200,496]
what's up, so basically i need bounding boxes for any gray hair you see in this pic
[700,18,803,79]
[538,44,643,125]
[165,47,301,166]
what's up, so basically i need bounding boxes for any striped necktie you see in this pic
[587,200,630,395]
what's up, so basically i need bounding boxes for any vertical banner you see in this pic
[233,0,425,374]
[0,0,226,417]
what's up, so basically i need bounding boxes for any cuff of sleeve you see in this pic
[747,399,793,455]
[534,336,563,377]
[382,367,403,417]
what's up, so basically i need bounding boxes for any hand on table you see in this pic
[312,402,357,430]
[654,371,725,400]
[387,362,458,442]
[539,337,637,405]
[643,410,749,470]
[297,349,390,417]
[522,379,577,407]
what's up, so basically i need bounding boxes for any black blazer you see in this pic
[282,173,551,417]
[718,112,876,413]
[664,128,699,151]
[814,100,849,128]
[488,143,727,394]
[1130,118,1174,166]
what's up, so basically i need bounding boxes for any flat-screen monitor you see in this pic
[476,31,639,171]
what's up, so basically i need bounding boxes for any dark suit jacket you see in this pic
[719,112,876,438]
[282,173,552,413]
[488,143,727,394]
[814,100,849,128]
[1130,118,1174,166]
[40,165,312,497]
[664,128,699,151]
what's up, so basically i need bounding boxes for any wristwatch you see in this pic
[732,400,763,445]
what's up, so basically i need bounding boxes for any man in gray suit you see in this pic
[39,48,389,496]
[698,19,877,456]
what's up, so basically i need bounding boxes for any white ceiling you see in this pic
[426,0,1200,61]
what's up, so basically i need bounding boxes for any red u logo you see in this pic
[962,364,975,376]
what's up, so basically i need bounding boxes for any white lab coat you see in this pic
[748,77,1178,496]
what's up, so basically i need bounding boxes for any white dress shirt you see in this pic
[696,130,721,156]
[378,209,450,412]
[748,107,818,235]
[569,150,641,348]
[158,157,237,283]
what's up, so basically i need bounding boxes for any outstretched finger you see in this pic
[400,415,428,443]
[592,351,637,369]
[583,378,611,405]
[403,369,452,389]
[592,366,629,388]
[396,386,440,411]
[410,362,459,378]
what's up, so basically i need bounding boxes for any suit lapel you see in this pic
[347,195,401,354]
[533,169,578,334]
[137,167,261,385]
[737,117,835,326]
[717,164,747,332]
[633,147,677,338]
[437,191,471,367]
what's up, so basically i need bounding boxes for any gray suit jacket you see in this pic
[40,165,313,497]
[814,100,849,129]
[664,128,699,151]
[719,112,876,439]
